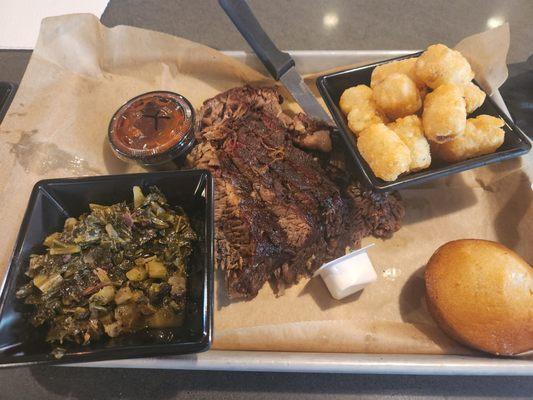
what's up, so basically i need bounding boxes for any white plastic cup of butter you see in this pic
[313,244,377,300]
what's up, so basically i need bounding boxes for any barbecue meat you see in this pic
[187,86,404,299]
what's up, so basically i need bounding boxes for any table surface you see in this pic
[1,1,532,399]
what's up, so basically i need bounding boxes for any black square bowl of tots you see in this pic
[0,170,214,367]
[316,52,531,192]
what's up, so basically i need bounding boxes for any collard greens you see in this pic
[16,186,196,349]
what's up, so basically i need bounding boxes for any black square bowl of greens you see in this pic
[0,170,214,367]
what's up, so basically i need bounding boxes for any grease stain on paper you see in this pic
[8,130,101,175]
[7,112,27,117]
[382,267,402,281]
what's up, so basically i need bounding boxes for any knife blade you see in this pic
[279,67,333,122]
[219,0,333,123]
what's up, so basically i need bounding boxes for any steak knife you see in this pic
[219,0,333,123]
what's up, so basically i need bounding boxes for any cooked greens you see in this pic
[16,186,196,348]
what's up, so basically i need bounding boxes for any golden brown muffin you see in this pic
[425,239,533,356]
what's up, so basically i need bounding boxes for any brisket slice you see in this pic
[187,85,404,299]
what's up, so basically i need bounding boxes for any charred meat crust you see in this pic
[187,85,404,300]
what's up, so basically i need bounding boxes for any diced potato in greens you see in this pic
[17,186,196,354]
[131,290,144,302]
[146,258,167,279]
[126,266,147,281]
[114,303,140,330]
[168,274,186,296]
[114,287,133,305]
[89,286,115,305]
[103,321,121,338]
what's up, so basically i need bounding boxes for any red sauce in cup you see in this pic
[108,91,195,168]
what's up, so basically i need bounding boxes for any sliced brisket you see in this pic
[187,86,404,299]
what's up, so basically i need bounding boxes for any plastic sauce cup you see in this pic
[313,244,377,300]
[108,91,196,170]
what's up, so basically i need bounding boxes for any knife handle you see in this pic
[219,0,294,80]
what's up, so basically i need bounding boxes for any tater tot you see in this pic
[422,83,466,143]
[347,102,387,136]
[388,115,431,171]
[341,85,387,135]
[415,44,474,89]
[373,73,422,119]
[432,115,505,162]
[357,123,411,181]
[463,82,486,114]
[371,58,425,90]
[339,85,374,115]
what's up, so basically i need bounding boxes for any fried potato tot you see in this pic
[422,83,466,143]
[388,115,431,171]
[371,57,426,89]
[347,103,387,136]
[341,85,387,135]
[339,85,373,115]
[415,44,474,89]
[357,123,411,181]
[373,73,422,119]
[463,82,486,114]
[432,115,505,162]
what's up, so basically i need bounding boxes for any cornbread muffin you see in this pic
[425,239,533,356]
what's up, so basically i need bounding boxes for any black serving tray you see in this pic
[0,170,214,367]
[316,52,532,192]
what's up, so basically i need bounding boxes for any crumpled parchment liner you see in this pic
[0,15,530,356]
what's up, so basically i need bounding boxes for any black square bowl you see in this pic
[317,52,532,191]
[0,170,214,367]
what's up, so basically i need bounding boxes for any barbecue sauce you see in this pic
[108,91,195,167]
